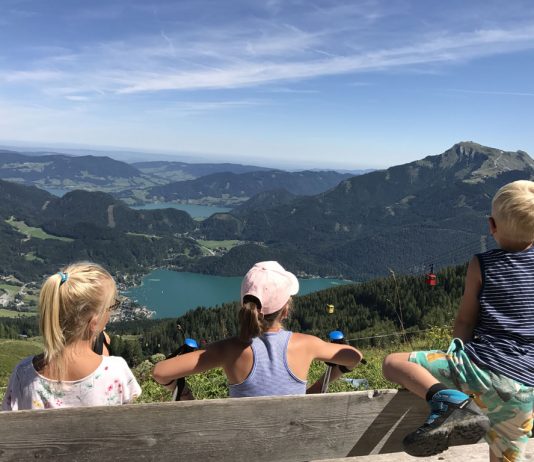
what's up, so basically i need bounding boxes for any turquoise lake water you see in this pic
[131,203,231,218]
[124,269,352,319]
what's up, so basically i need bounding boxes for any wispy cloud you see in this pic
[113,25,534,93]
[146,99,268,116]
[447,89,534,97]
[64,95,91,101]
[2,70,64,83]
[3,2,534,97]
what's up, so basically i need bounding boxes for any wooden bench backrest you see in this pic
[0,390,430,461]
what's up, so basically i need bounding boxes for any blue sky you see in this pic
[1,0,534,169]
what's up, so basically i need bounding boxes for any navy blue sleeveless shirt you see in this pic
[464,247,534,386]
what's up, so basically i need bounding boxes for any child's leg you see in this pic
[383,352,443,399]
[383,341,490,457]
[481,372,534,462]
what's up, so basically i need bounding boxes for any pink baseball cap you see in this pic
[240,261,299,315]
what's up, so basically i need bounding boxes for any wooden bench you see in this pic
[0,389,497,461]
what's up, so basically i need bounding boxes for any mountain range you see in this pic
[0,150,354,204]
[0,150,160,192]
[193,142,534,279]
[134,170,353,206]
[132,160,273,181]
[0,180,198,281]
[1,141,533,282]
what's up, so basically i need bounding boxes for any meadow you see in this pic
[0,327,453,404]
[6,217,74,242]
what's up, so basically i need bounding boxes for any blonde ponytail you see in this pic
[39,274,67,366]
[38,262,115,381]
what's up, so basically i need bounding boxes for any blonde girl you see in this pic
[153,261,362,397]
[2,262,141,410]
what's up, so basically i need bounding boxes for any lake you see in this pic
[124,269,352,319]
[131,203,231,218]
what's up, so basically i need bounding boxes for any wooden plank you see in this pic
[0,390,480,462]
[345,389,428,456]
[312,439,534,462]
[0,390,400,462]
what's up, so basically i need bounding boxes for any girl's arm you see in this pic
[309,335,363,368]
[305,335,363,394]
[453,256,482,342]
[152,341,225,385]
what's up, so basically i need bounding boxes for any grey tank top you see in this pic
[229,330,307,398]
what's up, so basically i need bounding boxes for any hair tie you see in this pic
[57,271,69,285]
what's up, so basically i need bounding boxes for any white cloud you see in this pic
[2,70,64,83]
[146,99,268,116]
[447,89,534,97]
[65,95,91,101]
[113,25,534,93]
[3,2,534,98]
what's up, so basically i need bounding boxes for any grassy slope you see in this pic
[0,338,43,400]
[0,309,37,318]
[5,218,73,242]
[0,328,452,405]
[197,240,242,250]
[137,328,452,403]
[0,284,20,297]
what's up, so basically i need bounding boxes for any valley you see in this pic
[0,141,533,323]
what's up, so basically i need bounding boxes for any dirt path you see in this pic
[107,204,116,228]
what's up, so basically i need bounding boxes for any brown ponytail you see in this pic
[238,296,292,343]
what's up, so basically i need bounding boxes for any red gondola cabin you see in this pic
[425,265,437,286]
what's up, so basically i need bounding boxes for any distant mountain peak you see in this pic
[413,142,534,183]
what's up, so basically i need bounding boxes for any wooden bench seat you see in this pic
[0,389,494,461]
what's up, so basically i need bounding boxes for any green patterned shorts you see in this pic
[409,338,534,462]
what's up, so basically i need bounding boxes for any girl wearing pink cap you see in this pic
[153,261,362,397]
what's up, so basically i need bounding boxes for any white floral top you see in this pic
[2,355,141,410]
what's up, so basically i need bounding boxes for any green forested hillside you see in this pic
[2,142,531,284]
[0,180,200,280]
[131,160,273,182]
[142,170,352,204]
[0,150,161,191]
[107,264,466,359]
[194,142,533,279]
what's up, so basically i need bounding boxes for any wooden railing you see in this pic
[0,389,465,462]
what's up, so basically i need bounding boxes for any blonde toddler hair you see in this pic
[39,262,116,379]
[492,180,534,243]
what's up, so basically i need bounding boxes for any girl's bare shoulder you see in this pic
[207,337,250,356]
[289,332,324,347]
